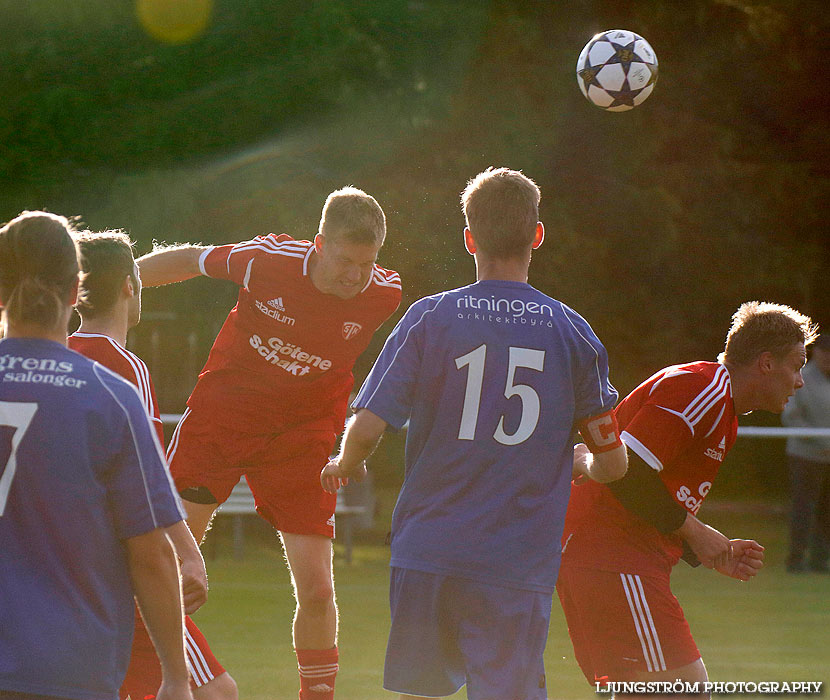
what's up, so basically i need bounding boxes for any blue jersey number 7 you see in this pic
[0,401,39,517]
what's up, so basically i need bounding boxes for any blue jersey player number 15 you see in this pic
[340,280,623,592]
[319,167,627,700]
[456,344,545,445]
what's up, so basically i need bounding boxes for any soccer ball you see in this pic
[576,30,658,111]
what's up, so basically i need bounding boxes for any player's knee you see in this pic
[215,672,238,700]
[681,657,708,684]
[296,578,335,613]
[195,671,238,700]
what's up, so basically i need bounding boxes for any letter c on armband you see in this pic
[578,410,623,453]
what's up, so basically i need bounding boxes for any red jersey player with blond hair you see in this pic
[137,187,401,700]
[68,229,237,700]
[557,301,818,699]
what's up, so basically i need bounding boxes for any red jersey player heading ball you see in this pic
[137,187,401,700]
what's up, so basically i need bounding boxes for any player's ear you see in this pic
[463,228,476,255]
[532,222,545,249]
[123,274,136,298]
[757,351,775,375]
[314,233,326,255]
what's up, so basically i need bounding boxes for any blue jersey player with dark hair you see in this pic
[0,211,191,700]
[321,168,629,700]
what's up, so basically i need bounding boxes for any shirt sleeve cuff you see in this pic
[353,399,408,432]
[198,246,215,276]
[621,430,664,472]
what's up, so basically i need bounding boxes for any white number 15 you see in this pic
[455,344,545,446]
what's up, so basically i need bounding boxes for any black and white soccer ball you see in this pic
[576,30,658,111]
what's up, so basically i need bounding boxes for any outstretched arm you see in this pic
[321,409,388,493]
[137,244,206,287]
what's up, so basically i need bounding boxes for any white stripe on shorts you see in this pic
[186,626,215,686]
[619,573,667,673]
[166,407,191,462]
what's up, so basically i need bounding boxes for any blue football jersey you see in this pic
[0,338,185,700]
[354,280,617,592]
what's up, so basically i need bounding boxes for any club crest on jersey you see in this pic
[342,322,362,340]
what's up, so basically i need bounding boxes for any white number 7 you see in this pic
[0,401,39,517]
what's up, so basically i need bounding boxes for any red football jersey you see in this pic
[188,234,401,432]
[68,332,165,444]
[562,361,738,576]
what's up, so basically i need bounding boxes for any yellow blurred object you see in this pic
[136,0,213,45]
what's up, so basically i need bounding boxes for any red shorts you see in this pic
[556,563,700,684]
[167,407,338,537]
[120,608,225,699]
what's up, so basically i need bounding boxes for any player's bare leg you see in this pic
[281,532,339,699]
[615,658,709,699]
[280,532,337,647]
[181,500,220,545]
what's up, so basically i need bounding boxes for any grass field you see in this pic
[191,506,829,699]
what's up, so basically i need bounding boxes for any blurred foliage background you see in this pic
[2,0,827,497]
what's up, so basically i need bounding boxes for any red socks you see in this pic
[296,646,339,700]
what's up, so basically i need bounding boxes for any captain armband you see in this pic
[577,410,623,453]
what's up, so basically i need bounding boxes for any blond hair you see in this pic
[719,301,819,365]
[0,211,79,328]
[74,229,136,318]
[461,167,540,258]
[318,186,386,246]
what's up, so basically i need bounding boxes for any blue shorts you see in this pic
[384,567,552,700]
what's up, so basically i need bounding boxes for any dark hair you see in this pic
[74,229,136,318]
[720,301,819,366]
[0,211,79,328]
[461,167,540,258]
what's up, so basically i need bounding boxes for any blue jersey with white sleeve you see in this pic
[0,338,185,700]
[354,280,617,593]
